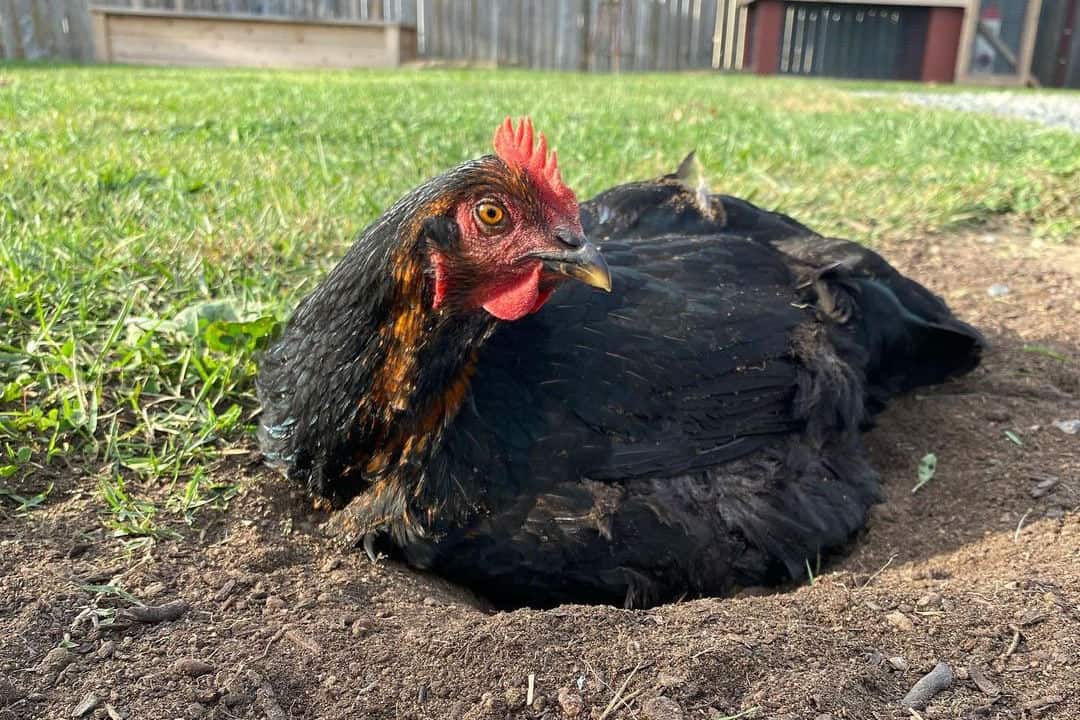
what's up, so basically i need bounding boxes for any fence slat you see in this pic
[5,0,744,71]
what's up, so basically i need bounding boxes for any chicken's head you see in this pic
[423,117,611,321]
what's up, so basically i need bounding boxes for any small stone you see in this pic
[987,284,1010,297]
[173,659,214,677]
[213,578,237,602]
[422,596,438,607]
[901,662,953,709]
[194,688,219,704]
[97,641,116,659]
[1030,478,1059,498]
[642,696,684,720]
[916,592,942,609]
[478,691,504,712]
[557,687,585,717]
[184,702,206,719]
[40,647,75,673]
[504,686,525,710]
[350,619,368,637]
[264,596,286,611]
[321,557,342,572]
[984,407,1010,422]
[888,656,909,672]
[1053,419,1079,435]
[886,611,915,632]
[72,693,100,718]
[220,693,250,707]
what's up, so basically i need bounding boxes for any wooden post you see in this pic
[580,0,590,70]
[89,7,109,62]
[745,0,784,74]
[724,0,737,69]
[385,22,400,66]
[921,6,963,81]
[1017,0,1043,84]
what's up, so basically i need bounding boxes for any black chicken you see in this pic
[257,119,982,609]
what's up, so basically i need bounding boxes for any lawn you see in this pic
[1,65,1078,535]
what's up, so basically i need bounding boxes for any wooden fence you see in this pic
[0,0,747,70]
[0,0,95,60]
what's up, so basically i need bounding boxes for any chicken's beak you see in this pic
[534,240,612,293]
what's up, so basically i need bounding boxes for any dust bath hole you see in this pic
[369,535,803,611]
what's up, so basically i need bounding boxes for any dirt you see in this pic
[1,230,1078,720]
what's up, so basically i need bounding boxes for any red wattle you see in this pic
[481,264,545,321]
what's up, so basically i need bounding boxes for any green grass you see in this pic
[1,64,1078,533]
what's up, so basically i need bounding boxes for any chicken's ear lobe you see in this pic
[420,215,460,251]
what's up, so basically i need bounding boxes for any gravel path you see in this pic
[862,91,1080,133]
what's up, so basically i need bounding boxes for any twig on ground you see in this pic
[967,663,1000,697]
[1001,625,1022,659]
[598,662,644,720]
[256,625,289,661]
[860,553,898,589]
[1014,509,1033,541]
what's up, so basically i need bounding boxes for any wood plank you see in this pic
[96,9,410,67]
[109,32,395,66]
[89,6,414,28]
[1018,0,1044,84]
[104,13,388,44]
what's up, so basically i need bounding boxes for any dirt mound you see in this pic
[1,231,1077,720]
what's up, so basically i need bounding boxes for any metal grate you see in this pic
[778,2,929,80]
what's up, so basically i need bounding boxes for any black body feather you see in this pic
[257,156,983,608]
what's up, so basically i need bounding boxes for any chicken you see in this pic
[257,119,982,609]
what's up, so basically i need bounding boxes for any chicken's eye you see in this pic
[475,202,506,228]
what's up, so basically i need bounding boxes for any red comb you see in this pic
[493,117,577,209]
